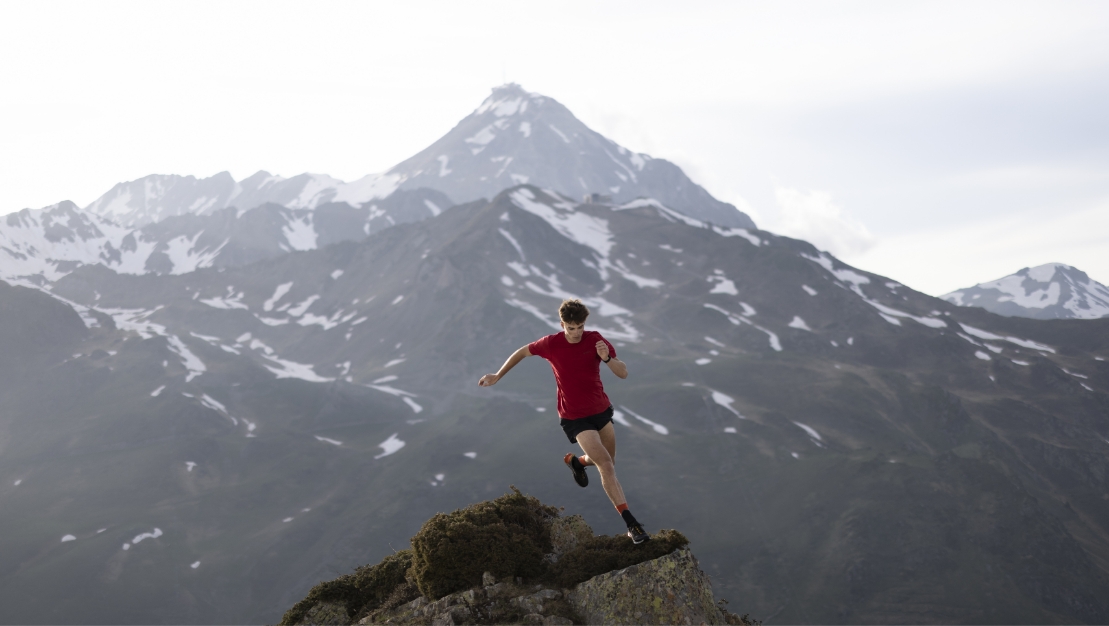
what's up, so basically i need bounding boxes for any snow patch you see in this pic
[262,353,334,382]
[708,274,738,295]
[959,323,1055,353]
[788,316,812,331]
[611,409,631,427]
[711,391,744,418]
[315,436,342,446]
[131,528,163,545]
[499,228,526,260]
[619,405,669,434]
[374,433,405,459]
[792,422,822,441]
[286,295,320,317]
[263,284,293,312]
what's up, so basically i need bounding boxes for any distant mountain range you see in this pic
[943,263,1109,320]
[1,84,752,287]
[1,87,1108,625]
[79,84,752,231]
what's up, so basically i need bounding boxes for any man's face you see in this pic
[561,320,585,343]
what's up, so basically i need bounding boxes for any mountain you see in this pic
[387,83,755,229]
[74,84,753,233]
[84,170,405,229]
[4,85,753,287]
[942,263,1109,320]
[0,189,452,284]
[4,186,1108,624]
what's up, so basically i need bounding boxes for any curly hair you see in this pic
[558,299,590,324]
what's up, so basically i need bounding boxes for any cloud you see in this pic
[772,187,875,257]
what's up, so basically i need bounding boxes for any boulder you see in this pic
[567,548,724,625]
[547,515,593,563]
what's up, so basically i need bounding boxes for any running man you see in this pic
[478,299,650,544]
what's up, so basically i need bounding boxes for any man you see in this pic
[478,299,650,544]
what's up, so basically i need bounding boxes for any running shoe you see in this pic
[563,453,588,488]
[627,524,650,545]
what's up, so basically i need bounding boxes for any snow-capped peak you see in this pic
[388,84,753,229]
[83,170,403,229]
[942,263,1109,320]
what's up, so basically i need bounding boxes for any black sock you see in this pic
[621,509,639,527]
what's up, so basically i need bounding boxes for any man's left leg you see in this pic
[576,427,649,544]
[578,421,616,467]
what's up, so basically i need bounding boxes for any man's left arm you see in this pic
[595,339,628,379]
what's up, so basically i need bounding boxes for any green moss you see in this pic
[279,550,414,625]
[409,486,558,599]
[547,528,689,588]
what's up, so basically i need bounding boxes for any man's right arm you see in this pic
[478,345,532,387]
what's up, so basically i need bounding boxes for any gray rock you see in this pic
[568,548,725,625]
[512,588,563,614]
[482,571,496,586]
[547,515,593,563]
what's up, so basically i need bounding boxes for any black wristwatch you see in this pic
[602,356,611,363]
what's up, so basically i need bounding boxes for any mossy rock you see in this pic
[409,486,558,599]
[279,550,414,625]
[548,528,689,588]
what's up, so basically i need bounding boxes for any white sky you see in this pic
[2,0,1107,295]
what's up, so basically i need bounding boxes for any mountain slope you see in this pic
[943,263,1109,320]
[4,186,1106,624]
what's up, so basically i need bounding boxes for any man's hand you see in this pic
[595,340,610,361]
[478,373,501,387]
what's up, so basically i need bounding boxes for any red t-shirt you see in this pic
[528,330,616,420]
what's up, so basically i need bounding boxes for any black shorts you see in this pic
[560,406,614,444]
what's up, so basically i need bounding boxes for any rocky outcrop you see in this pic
[284,492,754,625]
[361,549,725,626]
[567,548,723,625]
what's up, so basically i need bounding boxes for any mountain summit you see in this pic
[388,83,754,228]
[942,263,1109,320]
[75,84,753,230]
